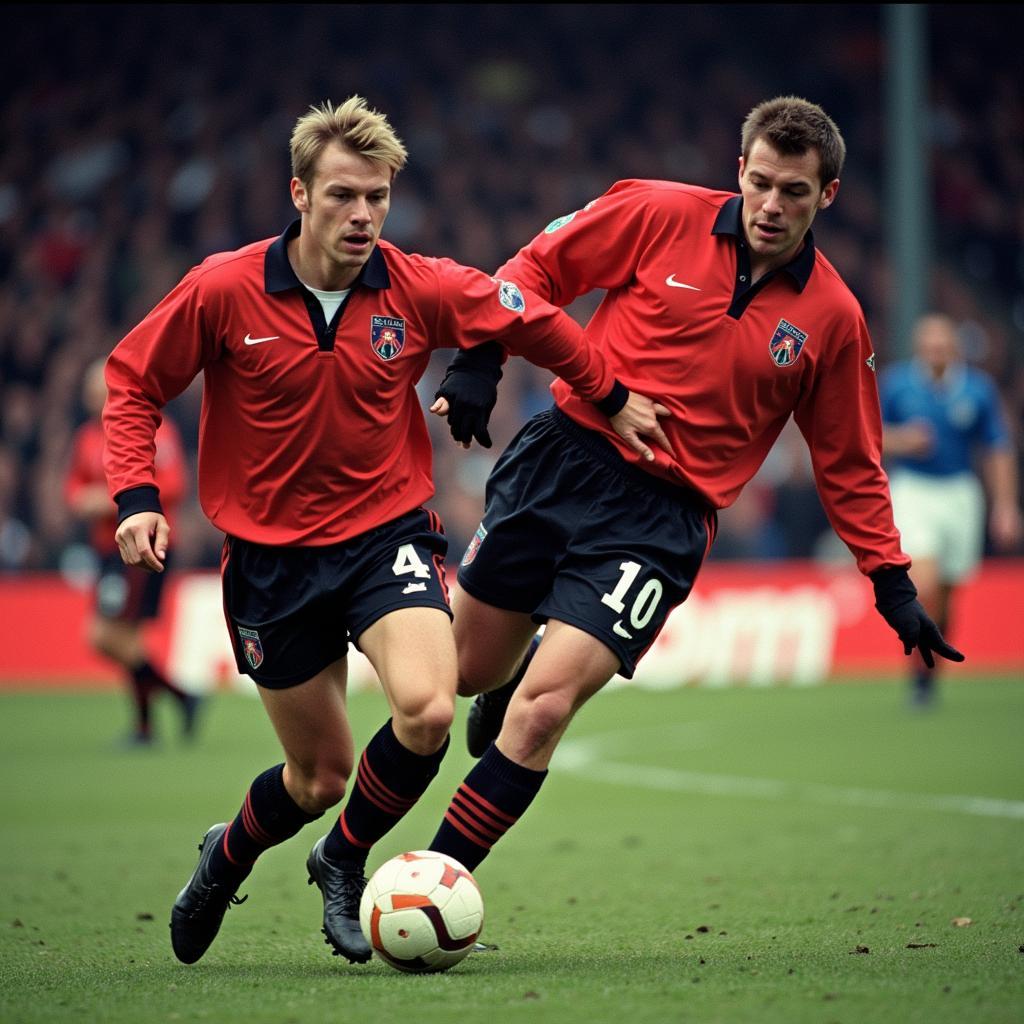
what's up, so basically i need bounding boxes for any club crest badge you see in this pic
[461,523,488,567]
[237,626,264,670]
[768,319,808,367]
[371,315,406,361]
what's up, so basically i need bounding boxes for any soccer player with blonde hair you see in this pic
[104,95,665,966]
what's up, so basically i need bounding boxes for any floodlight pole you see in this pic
[884,3,931,359]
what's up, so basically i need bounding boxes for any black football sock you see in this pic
[208,764,322,882]
[914,666,936,694]
[322,720,449,869]
[133,659,190,704]
[914,612,948,694]
[429,743,547,872]
[126,671,153,738]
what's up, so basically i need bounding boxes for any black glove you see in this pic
[870,566,965,668]
[435,342,504,448]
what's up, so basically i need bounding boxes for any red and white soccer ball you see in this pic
[359,850,484,973]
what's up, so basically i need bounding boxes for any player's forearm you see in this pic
[982,449,1019,509]
[501,309,616,404]
[812,465,910,575]
[102,341,190,501]
[155,448,188,508]
[70,485,117,520]
[102,396,163,499]
[799,343,906,574]
[881,425,921,458]
[881,426,907,457]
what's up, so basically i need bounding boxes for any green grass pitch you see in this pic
[2,678,1022,1024]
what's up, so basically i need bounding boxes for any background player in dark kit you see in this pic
[65,358,198,746]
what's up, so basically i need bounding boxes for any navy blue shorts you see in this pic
[222,508,451,689]
[94,552,167,622]
[457,409,717,678]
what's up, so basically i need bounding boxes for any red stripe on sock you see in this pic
[458,784,518,826]
[356,776,408,815]
[447,799,505,844]
[221,823,254,867]
[442,809,493,849]
[450,799,507,842]
[241,792,275,845]
[339,810,374,850]
[357,752,416,814]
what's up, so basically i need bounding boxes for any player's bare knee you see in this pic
[456,672,487,698]
[285,759,350,812]
[508,689,573,752]
[394,694,455,753]
[87,622,108,656]
[456,653,518,697]
[304,771,349,812]
[88,620,119,660]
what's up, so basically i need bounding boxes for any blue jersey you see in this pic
[879,360,1010,477]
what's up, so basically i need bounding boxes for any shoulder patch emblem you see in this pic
[865,353,876,372]
[544,211,577,233]
[370,315,406,361]
[768,319,808,367]
[496,280,526,314]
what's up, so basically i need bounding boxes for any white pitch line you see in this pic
[554,738,1024,821]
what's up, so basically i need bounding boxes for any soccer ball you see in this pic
[359,850,484,973]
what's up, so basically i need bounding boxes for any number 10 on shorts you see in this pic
[601,561,664,639]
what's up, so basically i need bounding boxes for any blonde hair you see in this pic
[290,96,408,188]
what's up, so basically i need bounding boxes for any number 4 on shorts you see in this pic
[392,543,432,578]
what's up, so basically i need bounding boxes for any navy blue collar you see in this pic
[711,195,815,292]
[264,219,391,293]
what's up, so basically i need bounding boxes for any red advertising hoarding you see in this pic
[1,562,1021,690]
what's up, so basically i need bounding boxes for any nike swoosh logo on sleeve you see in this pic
[665,275,701,291]
[243,334,280,345]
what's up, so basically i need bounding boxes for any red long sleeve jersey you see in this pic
[67,418,186,554]
[498,180,908,575]
[103,223,614,546]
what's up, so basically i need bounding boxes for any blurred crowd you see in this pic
[1,4,1021,571]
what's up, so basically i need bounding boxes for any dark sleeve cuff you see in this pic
[115,485,164,525]
[451,340,507,371]
[594,379,629,417]
[869,565,917,607]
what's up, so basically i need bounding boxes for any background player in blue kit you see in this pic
[880,313,1022,705]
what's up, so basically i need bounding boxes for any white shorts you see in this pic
[888,470,984,584]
